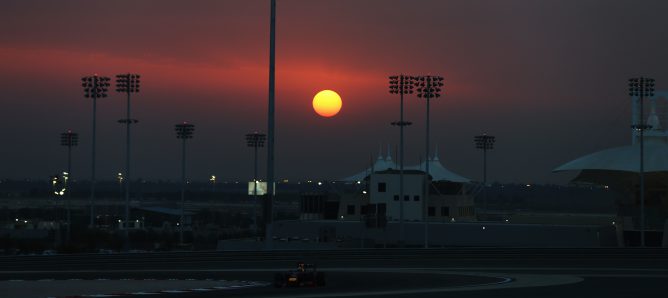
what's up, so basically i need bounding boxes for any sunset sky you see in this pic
[1,0,667,184]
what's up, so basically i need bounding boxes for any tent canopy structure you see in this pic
[340,148,470,183]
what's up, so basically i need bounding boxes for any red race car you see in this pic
[274,262,326,287]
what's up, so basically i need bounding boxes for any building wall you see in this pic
[369,173,476,222]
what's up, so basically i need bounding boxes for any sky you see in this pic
[1,0,667,185]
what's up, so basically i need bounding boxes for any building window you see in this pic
[441,206,449,216]
[413,195,420,201]
[347,205,355,215]
[428,207,435,216]
[378,182,386,192]
[404,195,409,201]
[393,195,399,201]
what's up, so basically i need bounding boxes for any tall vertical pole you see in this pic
[253,144,258,237]
[66,144,72,242]
[483,146,487,214]
[124,91,131,245]
[180,137,186,245]
[639,92,645,247]
[90,94,97,227]
[424,80,431,249]
[399,82,405,246]
[265,0,276,249]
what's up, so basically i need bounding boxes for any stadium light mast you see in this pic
[81,75,110,227]
[246,132,266,238]
[175,122,195,245]
[629,77,655,247]
[415,75,444,248]
[389,74,414,246]
[60,130,78,241]
[115,73,140,247]
[474,134,495,218]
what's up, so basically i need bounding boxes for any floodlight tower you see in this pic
[246,132,266,237]
[414,75,444,248]
[81,75,110,227]
[60,130,78,241]
[175,122,195,244]
[629,77,655,247]
[474,134,495,217]
[389,74,414,246]
[115,73,140,246]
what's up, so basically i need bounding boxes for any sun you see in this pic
[312,90,342,117]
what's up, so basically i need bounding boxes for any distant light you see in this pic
[340,215,344,219]
[482,226,486,230]
[15,218,18,222]
[317,182,322,186]
[356,181,361,184]
[604,185,609,189]
[450,218,455,222]
[24,220,28,223]
[526,184,531,187]
[176,222,180,226]
[504,219,509,223]
[612,221,616,225]
[118,220,121,223]
[362,190,367,194]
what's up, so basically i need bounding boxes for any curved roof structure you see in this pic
[554,136,668,173]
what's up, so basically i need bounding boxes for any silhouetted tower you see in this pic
[629,77,655,247]
[115,73,140,247]
[81,75,110,227]
[60,130,78,241]
[389,74,414,246]
[474,134,495,217]
[414,75,444,248]
[175,122,195,244]
[246,132,266,237]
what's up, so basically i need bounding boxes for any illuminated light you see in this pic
[24,220,28,223]
[604,185,609,189]
[450,218,455,222]
[136,220,139,222]
[526,184,531,187]
[482,226,486,230]
[176,223,180,226]
[15,218,18,222]
[356,181,361,184]
[340,215,344,219]
[362,190,367,194]
[317,182,322,186]
[612,221,616,225]
[312,90,342,117]
[505,219,509,223]
[118,220,121,223]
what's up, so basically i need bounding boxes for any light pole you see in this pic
[210,175,216,192]
[246,132,266,238]
[474,134,495,219]
[115,73,140,248]
[629,77,655,247]
[81,75,110,227]
[60,130,78,242]
[389,74,414,246]
[414,75,444,248]
[175,122,195,245]
[266,0,276,249]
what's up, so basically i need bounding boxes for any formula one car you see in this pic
[274,262,326,287]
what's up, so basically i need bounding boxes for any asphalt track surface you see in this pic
[2,248,668,297]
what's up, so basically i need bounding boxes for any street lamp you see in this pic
[210,175,216,192]
[81,75,110,227]
[246,132,266,238]
[60,130,78,241]
[474,134,495,219]
[629,77,655,247]
[115,73,140,246]
[175,122,194,245]
[414,75,444,248]
[389,74,414,246]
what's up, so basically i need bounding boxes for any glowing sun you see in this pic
[312,90,342,117]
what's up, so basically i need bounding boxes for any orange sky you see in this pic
[1,0,667,183]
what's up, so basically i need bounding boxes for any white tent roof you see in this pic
[554,136,668,173]
[407,156,471,183]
